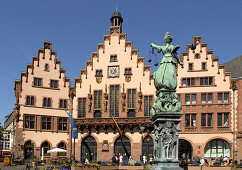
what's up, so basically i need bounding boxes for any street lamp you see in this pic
[232,84,237,160]
[73,127,77,162]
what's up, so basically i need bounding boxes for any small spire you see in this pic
[116,0,118,11]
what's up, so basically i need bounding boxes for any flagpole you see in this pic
[70,92,74,160]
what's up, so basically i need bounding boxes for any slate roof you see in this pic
[224,55,242,79]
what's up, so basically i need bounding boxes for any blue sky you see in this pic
[0,0,242,126]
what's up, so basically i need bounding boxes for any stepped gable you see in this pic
[75,28,153,88]
[180,36,231,84]
[15,41,70,91]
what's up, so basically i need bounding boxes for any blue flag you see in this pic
[65,110,78,139]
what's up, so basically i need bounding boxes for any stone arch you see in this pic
[203,136,231,149]
[80,135,97,163]
[178,139,193,160]
[57,141,67,157]
[142,135,154,159]
[114,135,131,163]
[24,140,34,159]
[204,138,231,158]
[40,140,52,157]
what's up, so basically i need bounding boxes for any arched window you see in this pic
[114,136,131,162]
[142,135,153,159]
[81,136,97,162]
[24,140,34,159]
[41,141,50,157]
[57,142,66,157]
[204,139,230,158]
[178,139,193,160]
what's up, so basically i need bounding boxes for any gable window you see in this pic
[185,114,196,127]
[127,89,136,109]
[24,115,35,129]
[200,77,213,86]
[202,63,206,70]
[125,68,132,75]
[50,80,58,88]
[34,78,42,87]
[78,98,86,118]
[218,113,229,127]
[58,118,67,131]
[94,90,102,110]
[44,64,49,71]
[182,78,195,87]
[26,96,35,106]
[42,117,51,130]
[144,95,153,117]
[110,85,119,117]
[43,98,52,107]
[201,113,213,127]
[95,70,103,76]
[188,63,193,71]
[59,99,67,109]
[110,55,117,62]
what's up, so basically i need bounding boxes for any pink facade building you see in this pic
[10,11,241,162]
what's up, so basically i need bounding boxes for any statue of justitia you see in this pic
[150,32,183,91]
[150,32,183,114]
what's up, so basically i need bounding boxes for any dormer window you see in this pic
[110,55,117,62]
[189,63,193,71]
[124,68,132,75]
[44,64,49,71]
[202,63,206,70]
[96,70,103,76]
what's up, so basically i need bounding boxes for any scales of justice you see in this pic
[149,32,185,170]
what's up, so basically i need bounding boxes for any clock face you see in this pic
[108,66,119,77]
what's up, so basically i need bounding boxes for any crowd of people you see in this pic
[111,154,153,165]
[180,155,242,168]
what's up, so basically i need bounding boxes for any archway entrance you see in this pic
[24,140,34,159]
[81,136,97,162]
[114,136,131,163]
[142,135,153,160]
[179,139,193,160]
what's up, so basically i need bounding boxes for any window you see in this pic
[218,113,229,127]
[94,110,102,118]
[144,96,153,117]
[24,115,35,129]
[218,92,229,103]
[94,90,102,110]
[59,99,67,108]
[78,98,86,118]
[127,89,136,109]
[185,114,196,127]
[200,77,213,86]
[95,70,103,76]
[182,78,195,87]
[43,98,52,107]
[57,142,66,157]
[58,118,67,131]
[188,63,193,71]
[44,64,49,71]
[41,142,50,157]
[125,68,132,74]
[110,55,117,62]
[26,96,35,105]
[201,113,213,127]
[202,63,206,70]
[42,117,51,130]
[201,93,213,104]
[185,94,196,104]
[4,142,10,150]
[204,139,230,158]
[50,80,58,88]
[110,85,119,117]
[127,109,136,117]
[34,78,42,87]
